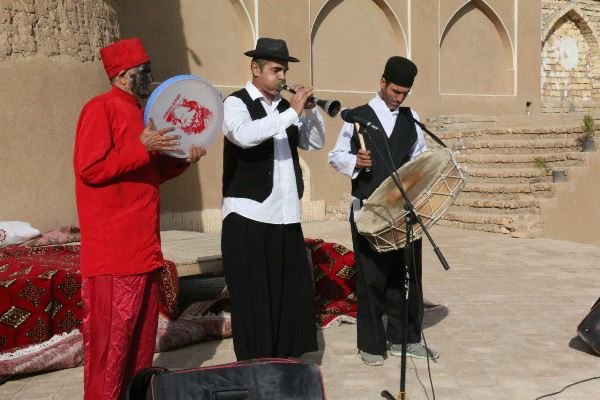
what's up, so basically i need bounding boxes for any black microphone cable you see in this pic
[534,376,600,400]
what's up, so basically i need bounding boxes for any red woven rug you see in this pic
[0,245,82,352]
[0,245,179,353]
[305,239,358,328]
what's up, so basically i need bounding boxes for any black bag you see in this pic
[127,358,326,400]
[577,297,600,355]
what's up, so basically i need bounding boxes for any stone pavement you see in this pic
[2,221,600,399]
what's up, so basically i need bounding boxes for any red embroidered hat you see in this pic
[100,38,150,79]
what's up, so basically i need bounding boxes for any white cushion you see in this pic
[0,221,41,248]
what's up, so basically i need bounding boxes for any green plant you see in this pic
[580,114,596,142]
[533,157,549,174]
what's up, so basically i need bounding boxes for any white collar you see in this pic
[244,81,282,103]
[369,92,399,114]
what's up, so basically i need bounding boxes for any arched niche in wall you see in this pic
[541,8,600,110]
[180,0,256,87]
[311,0,407,92]
[134,0,254,88]
[440,0,514,95]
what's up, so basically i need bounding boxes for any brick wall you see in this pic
[541,0,600,113]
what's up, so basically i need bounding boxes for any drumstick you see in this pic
[356,123,370,173]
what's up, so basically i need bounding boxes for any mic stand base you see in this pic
[380,390,408,400]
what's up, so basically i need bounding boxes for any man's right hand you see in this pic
[140,118,180,152]
[356,149,372,169]
[289,84,314,116]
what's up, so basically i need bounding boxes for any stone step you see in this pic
[456,152,587,168]
[461,182,554,199]
[467,168,552,184]
[425,112,599,132]
[454,146,580,155]
[448,138,581,154]
[465,167,553,184]
[430,126,582,140]
[431,132,582,143]
[466,167,546,178]
[439,211,543,237]
[450,197,542,214]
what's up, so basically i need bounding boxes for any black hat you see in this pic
[382,56,418,87]
[244,37,299,62]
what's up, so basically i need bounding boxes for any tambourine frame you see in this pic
[144,74,223,158]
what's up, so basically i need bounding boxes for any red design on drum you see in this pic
[163,94,214,135]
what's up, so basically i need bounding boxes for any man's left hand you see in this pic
[187,145,207,163]
[292,84,316,110]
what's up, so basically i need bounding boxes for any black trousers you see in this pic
[351,219,423,356]
[221,213,318,361]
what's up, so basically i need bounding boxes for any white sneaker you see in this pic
[359,350,384,366]
[390,343,439,360]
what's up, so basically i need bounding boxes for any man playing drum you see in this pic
[74,38,206,399]
[221,38,325,360]
[328,56,438,366]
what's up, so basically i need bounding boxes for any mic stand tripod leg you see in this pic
[380,211,414,400]
[399,211,414,400]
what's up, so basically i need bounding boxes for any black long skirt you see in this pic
[221,212,318,361]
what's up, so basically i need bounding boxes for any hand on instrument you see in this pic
[141,118,180,153]
[292,84,317,110]
[356,149,372,169]
[290,84,315,115]
[186,145,207,164]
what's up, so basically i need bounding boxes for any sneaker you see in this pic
[390,343,439,360]
[359,350,384,366]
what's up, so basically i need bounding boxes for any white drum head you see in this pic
[144,75,223,158]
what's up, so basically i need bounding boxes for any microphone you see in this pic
[340,108,380,131]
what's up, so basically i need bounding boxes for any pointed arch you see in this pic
[310,0,409,92]
[441,0,514,61]
[231,0,257,44]
[439,0,515,95]
[540,6,600,112]
[311,0,408,57]
[542,7,600,54]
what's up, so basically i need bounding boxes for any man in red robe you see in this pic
[73,37,206,400]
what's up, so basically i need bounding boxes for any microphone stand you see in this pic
[355,124,450,400]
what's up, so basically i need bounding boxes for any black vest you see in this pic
[350,105,417,199]
[222,89,304,202]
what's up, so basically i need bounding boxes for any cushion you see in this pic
[0,221,41,248]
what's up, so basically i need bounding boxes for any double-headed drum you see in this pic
[355,148,467,253]
[144,75,224,158]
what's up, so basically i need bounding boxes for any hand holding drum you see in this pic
[144,75,224,158]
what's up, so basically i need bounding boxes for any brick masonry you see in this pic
[0,0,121,62]
[541,0,600,113]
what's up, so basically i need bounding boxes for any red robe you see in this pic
[74,86,188,400]
[74,85,187,277]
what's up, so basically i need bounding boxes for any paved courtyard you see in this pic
[2,221,599,399]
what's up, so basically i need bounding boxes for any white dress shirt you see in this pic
[222,81,326,224]
[328,92,427,219]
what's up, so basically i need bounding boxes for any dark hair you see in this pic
[252,58,269,71]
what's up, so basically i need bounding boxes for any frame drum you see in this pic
[144,75,223,158]
[355,148,467,252]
